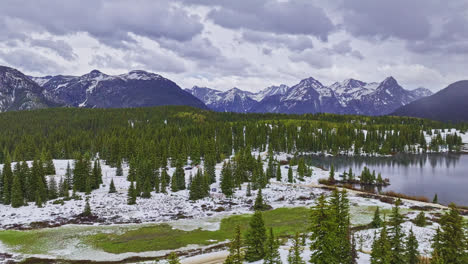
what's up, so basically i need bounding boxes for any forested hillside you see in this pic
[0,106,464,165]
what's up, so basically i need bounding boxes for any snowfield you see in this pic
[0,149,461,263]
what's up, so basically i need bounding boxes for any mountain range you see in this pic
[0,65,206,113]
[186,77,432,115]
[0,65,441,119]
[0,66,54,112]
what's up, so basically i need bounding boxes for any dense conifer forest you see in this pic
[0,106,464,165]
[0,106,467,264]
[0,106,465,207]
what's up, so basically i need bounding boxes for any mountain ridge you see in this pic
[392,80,468,123]
[34,68,207,110]
[187,76,433,115]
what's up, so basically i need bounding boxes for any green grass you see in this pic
[0,207,310,255]
[0,205,409,256]
[87,207,310,253]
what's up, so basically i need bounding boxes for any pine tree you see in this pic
[264,228,281,264]
[58,177,65,197]
[127,181,137,205]
[172,162,186,192]
[328,164,335,182]
[371,222,392,264]
[11,172,24,208]
[288,232,305,264]
[389,199,405,264]
[246,182,252,197]
[433,203,466,264]
[253,188,269,211]
[167,252,181,264]
[414,211,426,227]
[59,177,69,198]
[43,151,56,175]
[405,229,419,264]
[266,156,275,180]
[220,162,234,197]
[371,207,382,228]
[330,189,352,263]
[2,155,12,204]
[82,198,92,217]
[276,164,282,182]
[309,194,337,264]
[33,159,47,207]
[205,155,217,184]
[351,233,358,264]
[92,159,103,188]
[141,176,152,198]
[348,167,354,181]
[287,166,293,183]
[160,168,168,193]
[109,179,116,193]
[224,225,244,264]
[432,193,438,204]
[116,159,123,176]
[431,227,443,261]
[48,176,58,200]
[189,169,209,201]
[245,211,267,262]
[65,162,73,189]
[35,189,43,208]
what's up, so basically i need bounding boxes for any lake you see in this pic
[305,154,468,206]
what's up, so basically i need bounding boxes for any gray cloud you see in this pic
[241,30,314,51]
[289,49,333,68]
[90,48,186,74]
[0,0,204,48]
[29,39,77,61]
[327,40,364,60]
[0,49,63,74]
[338,0,468,55]
[89,54,129,69]
[184,0,335,41]
[262,48,273,55]
[157,36,221,61]
[338,0,432,41]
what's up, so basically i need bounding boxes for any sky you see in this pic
[0,0,467,92]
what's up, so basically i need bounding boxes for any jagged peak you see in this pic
[82,69,106,80]
[297,76,324,88]
[342,78,366,88]
[381,76,398,86]
[226,87,253,94]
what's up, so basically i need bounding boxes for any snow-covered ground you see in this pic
[0,158,328,229]
[0,148,460,263]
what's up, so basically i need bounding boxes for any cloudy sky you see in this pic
[0,0,467,92]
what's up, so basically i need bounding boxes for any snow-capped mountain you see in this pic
[252,84,289,101]
[411,87,434,98]
[188,76,432,115]
[186,86,257,112]
[37,70,207,109]
[186,85,290,113]
[329,79,379,107]
[0,66,52,112]
[252,77,343,114]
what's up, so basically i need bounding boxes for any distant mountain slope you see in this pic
[0,66,53,112]
[392,80,468,122]
[186,85,289,113]
[188,76,432,115]
[38,70,207,109]
[186,86,257,112]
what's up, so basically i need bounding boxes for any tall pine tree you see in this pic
[245,210,267,262]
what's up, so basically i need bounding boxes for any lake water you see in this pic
[305,154,468,206]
